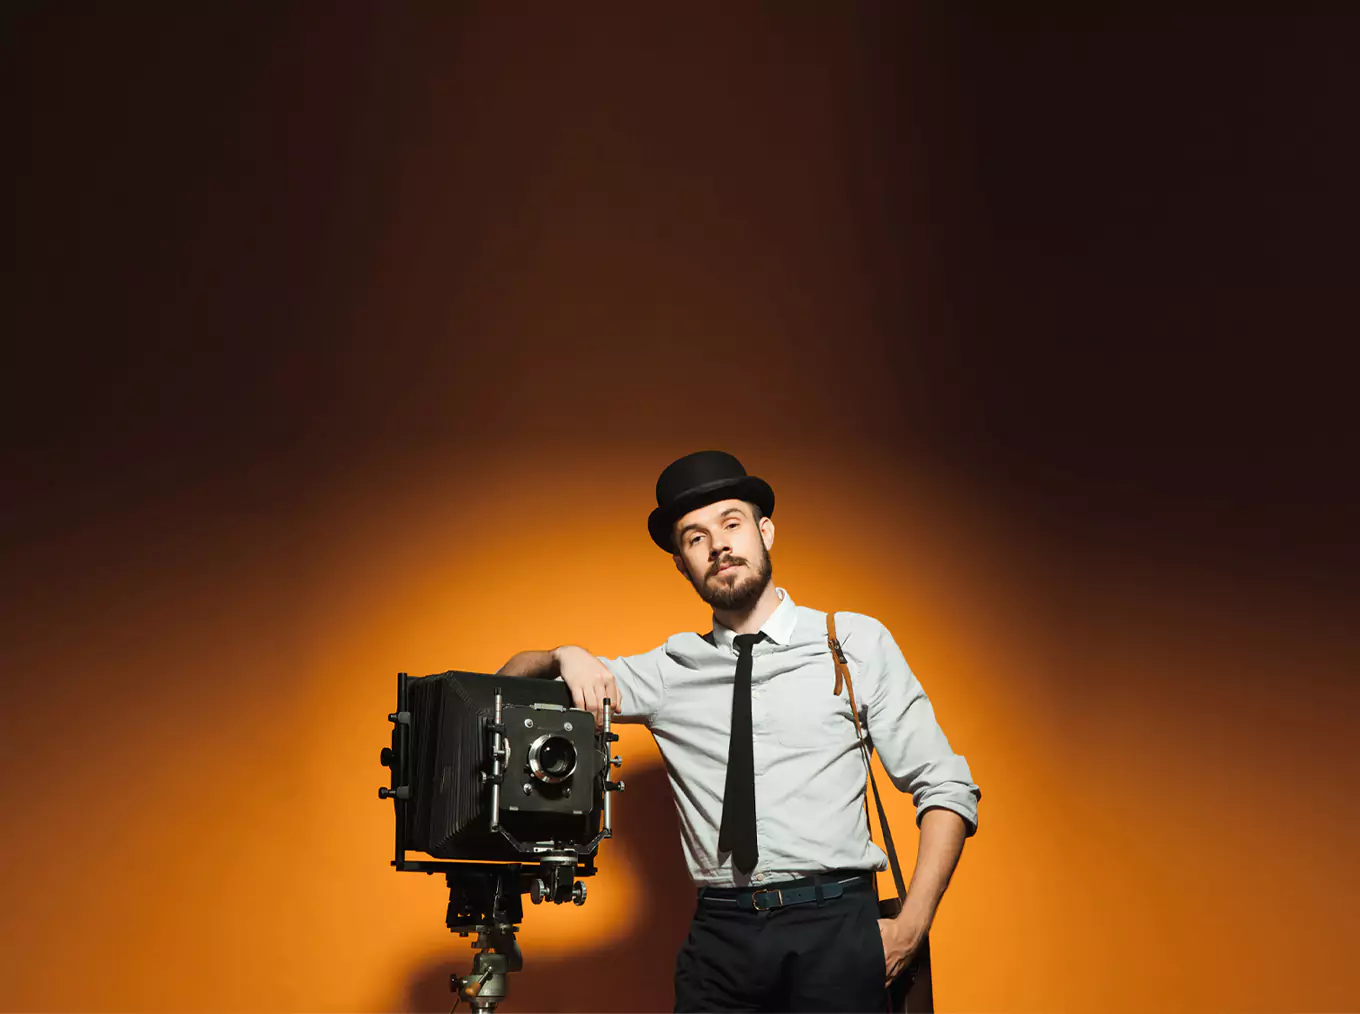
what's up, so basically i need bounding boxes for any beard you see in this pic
[689,542,774,613]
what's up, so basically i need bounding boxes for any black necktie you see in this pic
[718,631,765,873]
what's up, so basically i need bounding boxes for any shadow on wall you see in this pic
[402,763,694,1013]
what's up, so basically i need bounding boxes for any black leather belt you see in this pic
[699,871,872,911]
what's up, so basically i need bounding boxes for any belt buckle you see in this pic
[751,888,783,911]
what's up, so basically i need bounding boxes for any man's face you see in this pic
[672,499,773,612]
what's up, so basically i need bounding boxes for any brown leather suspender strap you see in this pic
[827,611,908,906]
[829,612,935,1012]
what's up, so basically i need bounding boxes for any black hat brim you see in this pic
[647,475,775,552]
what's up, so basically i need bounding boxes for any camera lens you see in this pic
[540,738,574,776]
[528,734,577,783]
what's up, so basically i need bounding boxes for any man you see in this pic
[498,450,980,1012]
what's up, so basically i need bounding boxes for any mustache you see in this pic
[708,556,747,577]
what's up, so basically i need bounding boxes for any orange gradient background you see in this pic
[5,7,1357,1013]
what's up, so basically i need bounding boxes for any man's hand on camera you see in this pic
[553,645,622,729]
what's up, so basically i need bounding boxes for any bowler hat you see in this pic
[647,451,775,552]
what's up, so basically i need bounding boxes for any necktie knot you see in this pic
[733,632,765,655]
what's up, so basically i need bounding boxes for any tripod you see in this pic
[444,855,588,1012]
[445,866,523,1012]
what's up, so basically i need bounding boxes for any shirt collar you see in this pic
[711,586,797,651]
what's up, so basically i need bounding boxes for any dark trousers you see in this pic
[674,873,888,1013]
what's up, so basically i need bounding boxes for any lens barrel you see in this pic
[527,734,577,783]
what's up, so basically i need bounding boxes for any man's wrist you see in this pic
[895,896,935,938]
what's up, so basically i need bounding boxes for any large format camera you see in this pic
[379,669,624,1011]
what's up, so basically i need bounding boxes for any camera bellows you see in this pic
[408,674,487,853]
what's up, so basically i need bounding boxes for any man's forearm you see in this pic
[899,808,968,930]
[496,648,561,678]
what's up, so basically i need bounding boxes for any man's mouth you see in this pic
[714,560,742,575]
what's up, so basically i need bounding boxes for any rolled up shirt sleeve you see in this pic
[859,617,981,836]
[595,644,667,726]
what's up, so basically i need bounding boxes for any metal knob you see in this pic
[610,755,623,768]
[572,881,587,906]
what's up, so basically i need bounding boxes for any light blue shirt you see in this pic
[598,587,981,888]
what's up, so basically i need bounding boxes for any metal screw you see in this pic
[522,782,533,795]
[563,721,573,732]
[524,718,534,728]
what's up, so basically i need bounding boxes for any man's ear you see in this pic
[760,516,775,551]
[673,553,686,576]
